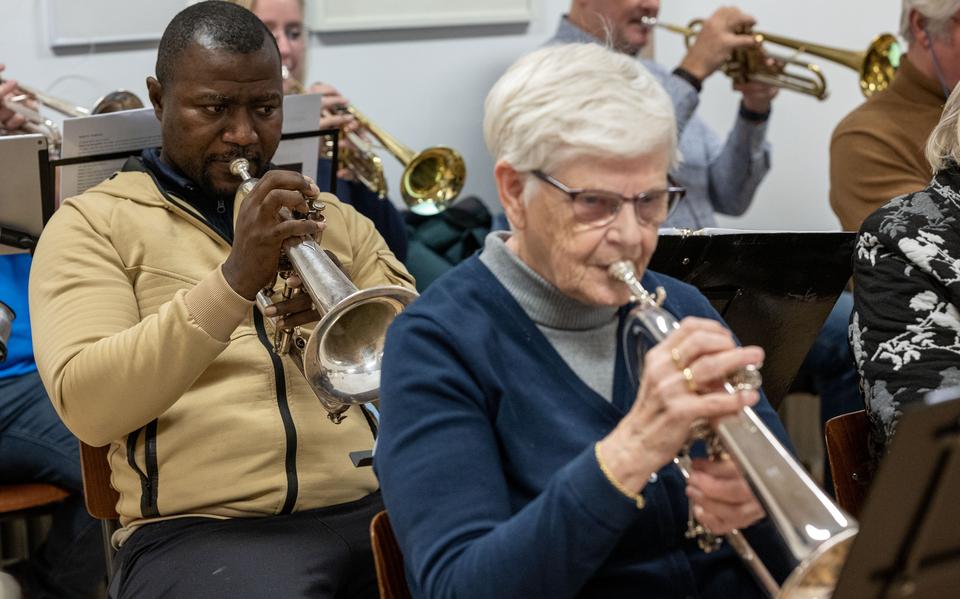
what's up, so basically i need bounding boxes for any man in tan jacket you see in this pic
[28,2,413,597]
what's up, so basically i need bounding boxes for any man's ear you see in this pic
[146,76,164,121]
[910,10,932,49]
[494,160,528,231]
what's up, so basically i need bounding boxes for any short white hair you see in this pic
[925,81,960,171]
[483,43,677,178]
[900,0,960,43]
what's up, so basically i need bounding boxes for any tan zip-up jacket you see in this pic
[29,160,415,541]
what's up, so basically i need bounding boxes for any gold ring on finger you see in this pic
[682,367,697,392]
[671,347,684,370]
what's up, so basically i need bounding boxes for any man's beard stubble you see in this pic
[199,147,264,207]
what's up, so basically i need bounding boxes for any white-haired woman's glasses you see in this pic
[532,170,685,228]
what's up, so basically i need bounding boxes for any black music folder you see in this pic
[650,230,856,409]
[833,392,960,598]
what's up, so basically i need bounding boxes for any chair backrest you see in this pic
[370,510,412,599]
[79,441,120,520]
[824,409,873,518]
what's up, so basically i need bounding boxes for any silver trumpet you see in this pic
[231,158,418,423]
[608,261,858,599]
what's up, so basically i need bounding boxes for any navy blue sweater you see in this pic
[376,257,792,599]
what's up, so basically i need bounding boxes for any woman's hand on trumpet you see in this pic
[596,317,764,503]
[309,81,365,180]
[222,169,324,300]
[687,457,765,534]
[309,82,358,132]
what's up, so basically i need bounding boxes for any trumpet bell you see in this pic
[779,528,858,598]
[860,33,901,97]
[402,146,467,216]
[303,287,417,409]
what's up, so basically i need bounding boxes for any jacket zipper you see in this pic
[126,424,160,517]
[254,309,299,513]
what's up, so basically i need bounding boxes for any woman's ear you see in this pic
[494,160,528,231]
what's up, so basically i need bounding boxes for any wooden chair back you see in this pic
[825,409,873,518]
[79,441,120,520]
[370,510,412,599]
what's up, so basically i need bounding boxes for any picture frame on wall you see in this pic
[306,0,532,32]
[44,0,186,48]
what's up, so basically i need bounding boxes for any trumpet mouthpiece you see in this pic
[608,260,637,283]
[639,16,657,26]
[229,158,251,178]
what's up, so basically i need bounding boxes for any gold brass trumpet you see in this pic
[0,78,143,155]
[609,260,858,598]
[341,104,466,216]
[281,67,466,215]
[231,158,419,424]
[642,17,901,99]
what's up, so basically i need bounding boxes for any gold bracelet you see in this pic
[594,443,645,509]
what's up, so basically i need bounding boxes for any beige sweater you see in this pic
[829,54,945,231]
[29,164,414,539]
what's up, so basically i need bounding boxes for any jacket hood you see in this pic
[84,158,171,208]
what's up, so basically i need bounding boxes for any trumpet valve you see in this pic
[727,363,762,392]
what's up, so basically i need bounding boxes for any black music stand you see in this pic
[650,231,855,409]
[833,392,960,598]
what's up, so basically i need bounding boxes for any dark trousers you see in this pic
[110,491,384,599]
[0,370,104,598]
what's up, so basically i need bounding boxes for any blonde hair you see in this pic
[483,43,677,179]
[926,82,960,171]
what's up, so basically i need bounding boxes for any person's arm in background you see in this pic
[830,127,931,231]
[664,9,776,217]
[0,64,29,132]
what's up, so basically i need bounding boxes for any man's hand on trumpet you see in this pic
[222,169,324,301]
[262,273,322,329]
[596,317,766,528]
[678,7,759,81]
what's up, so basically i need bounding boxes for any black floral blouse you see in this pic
[851,165,960,461]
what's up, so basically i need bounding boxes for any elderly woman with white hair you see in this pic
[852,80,960,463]
[375,43,791,598]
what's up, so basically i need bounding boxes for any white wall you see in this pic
[1,0,904,231]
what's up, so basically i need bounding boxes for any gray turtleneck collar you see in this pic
[479,232,618,401]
